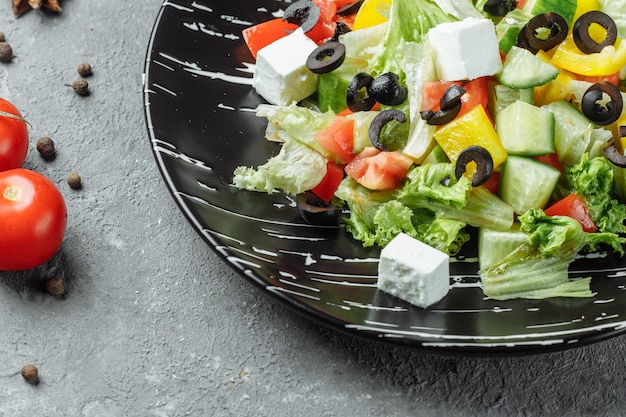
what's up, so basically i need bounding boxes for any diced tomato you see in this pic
[533,152,562,172]
[329,0,355,7]
[421,77,489,120]
[345,147,414,190]
[314,116,355,164]
[307,0,338,45]
[544,194,597,232]
[242,18,298,59]
[577,72,621,87]
[312,161,345,202]
[482,171,500,195]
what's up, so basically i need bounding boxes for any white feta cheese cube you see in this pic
[377,233,449,308]
[427,17,502,81]
[253,28,318,105]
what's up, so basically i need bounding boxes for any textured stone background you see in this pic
[0,1,624,416]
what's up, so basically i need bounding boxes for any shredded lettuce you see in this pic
[232,138,327,195]
[480,209,625,300]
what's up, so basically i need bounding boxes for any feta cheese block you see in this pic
[377,233,450,308]
[253,28,318,106]
[427,17,502,81]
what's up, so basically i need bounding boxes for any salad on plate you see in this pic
[232,0,626,304]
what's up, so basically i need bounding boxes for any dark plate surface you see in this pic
[143,0,626,354]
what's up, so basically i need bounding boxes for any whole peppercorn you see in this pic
[77,62,92,77]
[21,364,39,385]
[36,136,56,160]
[67,79,89,96]
[0,42,13,63]
[67,172,82,190]
[46,275,65,296]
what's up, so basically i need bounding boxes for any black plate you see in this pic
[143,0,626,354]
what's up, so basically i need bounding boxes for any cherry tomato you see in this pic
[0,98,28,172]
[0,168,67,271]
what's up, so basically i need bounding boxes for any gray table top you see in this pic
[0,1,623,416]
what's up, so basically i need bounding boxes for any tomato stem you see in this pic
[3,185,21,202]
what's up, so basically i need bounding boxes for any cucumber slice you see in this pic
[478,226,528,270]
[542,100,591,168]
[491,84,534,115]
[497,46,560,89]
[500,155,560,214]
[496,100,555,156]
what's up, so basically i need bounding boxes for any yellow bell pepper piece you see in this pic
[434,106,507,169]
[551,34,626,76]
[533,70,577,106]
[352,0,392,30]
[572,0,600,25]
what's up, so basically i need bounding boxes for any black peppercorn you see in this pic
[67,172,82,190]
[36,137,56,161]
[77,62,92,77]
[0,42,13,63]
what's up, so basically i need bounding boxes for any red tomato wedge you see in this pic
[345,147,414,190]
[312,161,345,202]
[242,18,298,59]
[314,116,355,164]
[421,77,489,120]
[577,72,621,87]
[533,152,562,172]
[308,0,338,44]
[482,171,500,195]
[544,194,597,233]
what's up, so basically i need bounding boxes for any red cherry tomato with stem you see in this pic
[0,98,28,172]
[0,168,67,271]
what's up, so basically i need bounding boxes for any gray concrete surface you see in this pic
[0,1,624,416]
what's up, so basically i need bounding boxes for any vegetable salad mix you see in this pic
[234,0,626,300]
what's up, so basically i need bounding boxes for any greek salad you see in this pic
[233,0,626,302]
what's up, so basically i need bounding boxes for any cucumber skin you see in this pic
[478,227,528,270]
[497,47,560,89]
[500,155,560,215]
[496,100,555,156]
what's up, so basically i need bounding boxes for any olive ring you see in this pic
[573,11,618,54]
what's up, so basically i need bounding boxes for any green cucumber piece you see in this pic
[491,84,534,115]
[496,100,555,156]
[542,100,591,168]
[478,226,528,270]
[497,46,560,89]
[500,155,560,214]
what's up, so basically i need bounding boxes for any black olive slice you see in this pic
[337,0,364,16]
[603,139,626,168]
[482,0,517,17]
[440,85,466,111]
[516,25,539,54]
[524,13,568,52]
[454,146,494,187]
[347,73,376,112]
[368,72,408,106]
[368,109,407,151]
[306,41,346,74]
[296,191,342,226]
[331,22,352,42]
[573,11,618,54]
[581,81,623,126]
[420,103,462,125]
[283,0,321,33]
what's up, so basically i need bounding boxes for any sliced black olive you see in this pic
[440,85,466,111]
[296,191,342,226]
[368,109,407,151]
[420,106,462,126]
[337,0,364,16]
[454,146,494,187]
[516,25,538,54]
[347,73,376,112]
[306,41,346,74]
[524,13,568,52]
[282,0,321,33]
[331,22,352,42]
[581,81,623,126]
[573,11,617,54]
[603,139,626,168]
[483,0,517,17]
[368,72,408,106]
